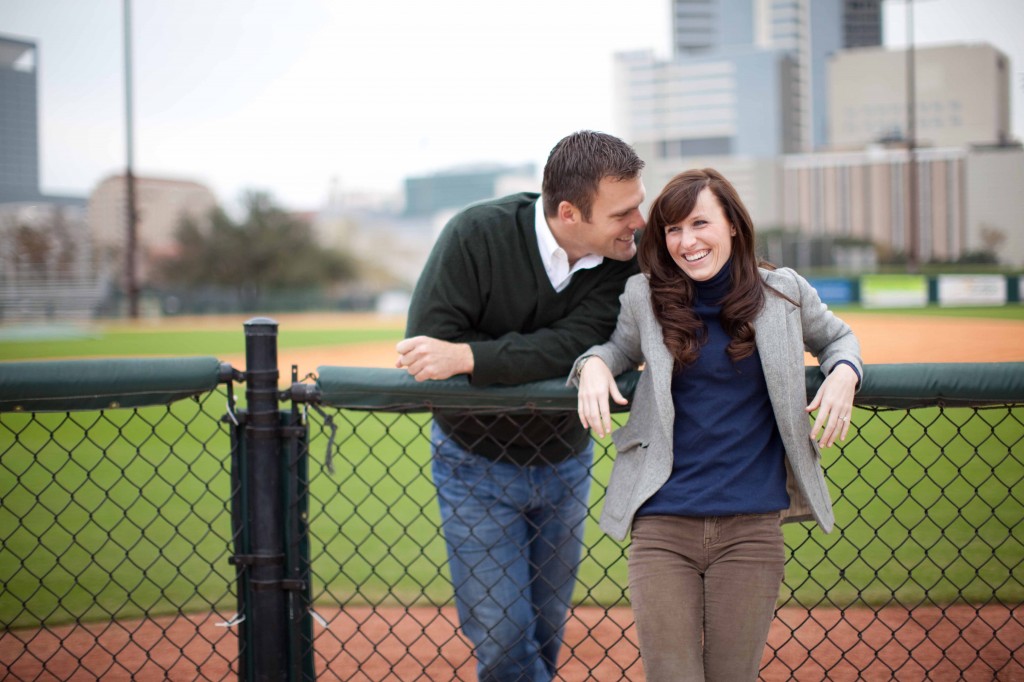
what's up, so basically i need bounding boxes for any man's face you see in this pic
[577,176,646,261]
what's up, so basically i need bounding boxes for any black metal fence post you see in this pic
[284,364,316,681]
[236,317,289,680]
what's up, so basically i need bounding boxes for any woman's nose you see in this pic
[680,227,698,247]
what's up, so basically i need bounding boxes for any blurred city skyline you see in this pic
[1,0,1022,212]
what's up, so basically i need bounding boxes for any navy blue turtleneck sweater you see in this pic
[637,261,790,518]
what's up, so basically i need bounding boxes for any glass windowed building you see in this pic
[0,34,40,203]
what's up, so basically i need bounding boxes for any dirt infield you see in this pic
[4,603,1021,680]
[224,311,1024,377]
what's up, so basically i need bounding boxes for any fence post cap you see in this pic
[244,317,279,334]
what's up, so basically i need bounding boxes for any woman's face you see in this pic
[664,187,735,281]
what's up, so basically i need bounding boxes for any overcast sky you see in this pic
[2,0,1022,211]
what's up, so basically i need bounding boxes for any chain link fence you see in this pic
[1,336,1022,681]
[302,366,1024,681]
[0,360,239,680]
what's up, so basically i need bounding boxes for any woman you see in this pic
[569,168,861,681]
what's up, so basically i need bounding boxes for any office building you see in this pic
[615,46,795,223]
[0,35,95,319]
[0,34,40,203]
[663,0,882,152]
[842,0,884,48]
[782,40,1023,265]
[616,47,799,160]
[617,1,882,223]
[671,0,755,55]
[403,163,536,217]
[781,144,1024,265]
[621,3,1024,266]
[829,43,1013,150]
[88,175,217,283]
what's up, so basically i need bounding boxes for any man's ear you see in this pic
[557,200,580,226]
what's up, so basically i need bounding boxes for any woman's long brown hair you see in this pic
[638,168,768,369]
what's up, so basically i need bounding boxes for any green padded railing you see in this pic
[314,362,1024,412]
[0,357,226,412]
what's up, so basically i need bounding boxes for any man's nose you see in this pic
[631,210,646,229]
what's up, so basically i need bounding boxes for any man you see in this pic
[396,130,645,681]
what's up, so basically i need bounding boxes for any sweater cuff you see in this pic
[831,360,861,387]
[466,341,499,387]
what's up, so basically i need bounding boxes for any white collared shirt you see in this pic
[534,199,603,292]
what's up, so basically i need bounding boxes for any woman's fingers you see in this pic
[579,394,611,437]
[812,406,853,448]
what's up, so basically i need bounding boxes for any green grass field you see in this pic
[1,314,1022,629]
[0,326,401,361]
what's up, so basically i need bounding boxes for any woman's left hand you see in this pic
[577,356,627,438]
[806,363,858,448]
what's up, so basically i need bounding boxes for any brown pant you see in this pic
[628,513,786,682]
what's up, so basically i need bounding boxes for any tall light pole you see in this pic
[123,0,140,318]
[904,0,919,272]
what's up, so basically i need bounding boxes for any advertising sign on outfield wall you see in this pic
[860,275,928,308]
[937,275,1007,306]
[807,278,856,305]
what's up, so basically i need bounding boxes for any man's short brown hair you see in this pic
[541,131,644,221]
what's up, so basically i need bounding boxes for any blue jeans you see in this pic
[430,421,593,682]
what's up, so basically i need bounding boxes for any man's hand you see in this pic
[395,336,474,382]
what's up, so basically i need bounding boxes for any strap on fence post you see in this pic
[236,317,290,680]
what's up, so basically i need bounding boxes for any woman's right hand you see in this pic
[577,356,629,438]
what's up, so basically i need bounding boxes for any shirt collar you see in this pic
[534,198,603,292]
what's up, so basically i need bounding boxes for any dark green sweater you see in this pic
[406,192,638,464]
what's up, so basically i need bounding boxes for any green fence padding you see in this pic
[316,363,1024,412]
[315,366,638,413]
[0,357,224,412]
[808,362,1024,408]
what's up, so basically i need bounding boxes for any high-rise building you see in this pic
[0,34,40,203]
[671,0,755,55]
[629,3,1021,266]
[842,0,884,48]
[0,34,95,320]
[657,0,884,152]
[615,47,800,160]
[617,0,882,223]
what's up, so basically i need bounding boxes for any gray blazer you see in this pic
[569,268,863,541]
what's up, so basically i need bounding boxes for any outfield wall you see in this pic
[808,273,1021,307]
